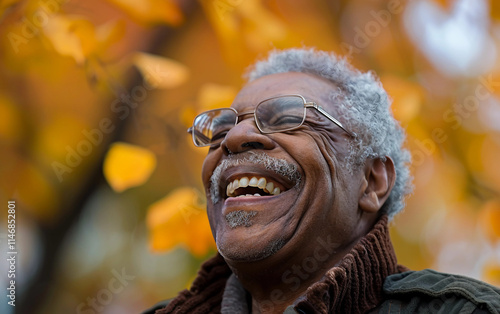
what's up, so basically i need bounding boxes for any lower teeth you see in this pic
[235,194,262,197]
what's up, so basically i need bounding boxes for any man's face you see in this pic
[201,72,367,264]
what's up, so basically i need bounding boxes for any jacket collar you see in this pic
[292,215,404,313]
[159,215,404,313]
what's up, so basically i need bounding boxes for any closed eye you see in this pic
[212,130,229,142]
[272,115,303,125]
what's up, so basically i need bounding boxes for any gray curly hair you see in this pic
[245,48,412,220]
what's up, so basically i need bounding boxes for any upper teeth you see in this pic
[226,176,281,197]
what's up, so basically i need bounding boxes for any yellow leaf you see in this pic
[95,19,126,53]
[133,52,189,90]
[200,0,288,65]
[146,187,215,256]
[105,0,183,26]
[43,15,124,64]
[103,142,156,192]
[43,15,96,65]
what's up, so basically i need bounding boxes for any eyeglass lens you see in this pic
[193,109,236,146]
[255,96,305,133]
[193,96,306,146]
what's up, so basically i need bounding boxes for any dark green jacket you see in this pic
[371,269,500,313]
[145,216,500,313]
[144,270,500,313]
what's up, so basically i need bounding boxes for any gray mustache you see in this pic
[209,151,301,203]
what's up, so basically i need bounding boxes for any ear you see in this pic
[358,156,396,213]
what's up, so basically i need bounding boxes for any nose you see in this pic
[220,119,275,155]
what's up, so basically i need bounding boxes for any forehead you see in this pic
[232,72,339,110]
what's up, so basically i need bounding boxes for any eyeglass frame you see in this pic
[187,94,354,147]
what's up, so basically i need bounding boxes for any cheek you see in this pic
[201,150,222,190]
[303,131,339,177]
[278,133,337,190]
[205,203,218,233]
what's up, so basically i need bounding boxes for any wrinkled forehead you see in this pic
[231,72,343,112]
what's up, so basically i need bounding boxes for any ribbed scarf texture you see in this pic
[157,215,407,313]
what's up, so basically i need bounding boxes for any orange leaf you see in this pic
[133,52,189,90]
[43,15,125,64]
[43,15,91,64]
[105,0,183,26]
[200,0,288,65]
[103,142,156,192]
[146,187,215,256]
[95,19,126,53]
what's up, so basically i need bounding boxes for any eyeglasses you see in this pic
[187,94,353,147]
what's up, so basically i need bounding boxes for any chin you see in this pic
[216,231,286,262]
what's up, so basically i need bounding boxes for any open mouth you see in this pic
[209,152,302,204]
[225,176,285,198]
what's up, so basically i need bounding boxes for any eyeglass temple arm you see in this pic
[305,102,354,137]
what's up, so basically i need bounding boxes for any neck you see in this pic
[158,215,403,314]
[226,215,399,313]
[224,234,362,313]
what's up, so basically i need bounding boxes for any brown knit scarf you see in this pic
[157,215,407,313]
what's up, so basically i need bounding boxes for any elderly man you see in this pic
[146,49,500,313]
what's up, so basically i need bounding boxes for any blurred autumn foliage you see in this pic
[1,0,500,313]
